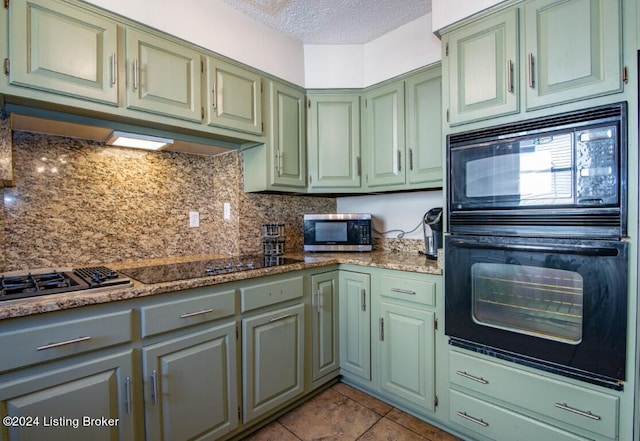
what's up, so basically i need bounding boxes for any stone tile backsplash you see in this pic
[1,129,335,271]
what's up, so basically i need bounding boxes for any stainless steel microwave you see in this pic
[303,213,372,252]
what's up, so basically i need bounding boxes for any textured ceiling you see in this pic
[221,0,432,44]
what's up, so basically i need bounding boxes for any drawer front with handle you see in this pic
[450,390,593,441]
[240,276,303,312]
[141,289,236,337]
[450,350,618,439]
[0,309,132,373]
[379,274,436,306]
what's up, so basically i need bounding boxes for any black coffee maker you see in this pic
[423,207,443,260]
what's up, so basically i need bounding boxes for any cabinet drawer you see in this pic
[0,310,132,373]
[240,276,303,312]
[450,351,618,439]
[141,289,236,337]
[450,390,592,441]
[379,274,436,306]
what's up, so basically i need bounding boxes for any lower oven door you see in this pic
[444,235,628,390]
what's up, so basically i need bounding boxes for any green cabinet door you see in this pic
[267,80,307,188]
[142,323,238,441]
[125,28,202,122]
[242,303,305,423]
[379,302,436,411]
[311,271,340,382]
[0,351,137,441]
[364,82,406,188]
[523,0,622,110]
[205,57,263,135]
[9,0,119,105]
[307,93,362,190]
[339,271,371,381]
[405,67,443,188]
[445,8,519,125]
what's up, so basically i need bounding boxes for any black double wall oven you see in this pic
[444,102,629,390]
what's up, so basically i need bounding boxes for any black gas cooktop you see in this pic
[117,255,303,285]
[0,266,132,302]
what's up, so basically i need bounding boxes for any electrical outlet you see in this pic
[223,203,231,220]
[189,211,199,228]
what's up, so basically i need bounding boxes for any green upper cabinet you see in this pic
[243,79,306,192]
[363,81,406,188]
[125,27,202,122]
[205,57,263,135]
[444,8,519,126]
[307,93,362,191]
[523,0,622,110]
[405,67,443,188]
[269,80,307,188]
[8,0,119,105]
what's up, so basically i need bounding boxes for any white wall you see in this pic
[337,191,444,240]
[85,0,306,86]
[432,0,506,32]
[304,14,441,89]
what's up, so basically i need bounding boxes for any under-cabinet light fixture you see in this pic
[106,131,174,150]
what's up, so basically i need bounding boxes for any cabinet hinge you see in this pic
[236,324,239,339]
[446,109,450,123]
[445,43,449,56]
[434,395,439,408]
[434,318,438,331]
[3,58,8,76]
[622,66,628,84]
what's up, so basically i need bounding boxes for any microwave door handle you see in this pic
[448,239,619,257]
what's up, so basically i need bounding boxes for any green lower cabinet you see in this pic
[311,271,340,383]
[378,302,436,411]
[242,303,305,423]
[450,390,594,441]
[142,323,238,441]
[339,271,371,382]
[0,350,137,441]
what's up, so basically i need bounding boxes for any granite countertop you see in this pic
[0,251,441,320]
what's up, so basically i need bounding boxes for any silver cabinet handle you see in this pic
[507,59,514,93]
[36,336,91,351]
[278,151,284,175]
[528,53,535,88]
[180,308,214,319]
[151,370,158,406]
[132,58,139,90]
[125,376,132,414]
[274,151,280,175]
[456,370,489,385]
[316,289,322,313]
[361,289,366,311]
[554,403,601,420]
[390,287,416,295]
[397,150,402,172]
[269,313,293,323]
[457,411,489,427]
[379,317,384,341]
[110,53,117,86]
[212,83,217,110]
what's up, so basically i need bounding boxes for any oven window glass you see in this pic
[464,133,574,203]
[471,263,583,343]
[315,222,347,242]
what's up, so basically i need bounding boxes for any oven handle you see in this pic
[448,238,619,257]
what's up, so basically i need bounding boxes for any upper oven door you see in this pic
[444,235,628,385]
[448,123,620,211]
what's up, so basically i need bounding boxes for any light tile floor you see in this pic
[243,382,463,441]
